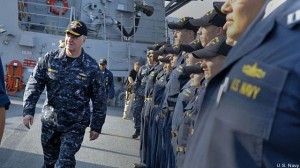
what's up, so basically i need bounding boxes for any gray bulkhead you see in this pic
[0,0,167,105]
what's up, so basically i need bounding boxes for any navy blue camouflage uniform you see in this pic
[131,64,152,130]
[170,85,196,159]
[139,63,162,166]
[162,53,190,168]
[175,81,206,168]
[149,70,169,168]
[0,57,10,110]
[183,1,300,167]
[171,80,195,136]
[101,68,114,100]
[23,49,107,168]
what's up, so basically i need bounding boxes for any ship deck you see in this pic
[0,96,139,168]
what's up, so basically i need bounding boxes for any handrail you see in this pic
[17,0,164,44]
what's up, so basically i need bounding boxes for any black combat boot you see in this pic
[132,129,140,139]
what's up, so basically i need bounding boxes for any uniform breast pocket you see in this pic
[47,71,60,81]
[215,58,288,139]
[73,75,89,87]
[70,73,90,101]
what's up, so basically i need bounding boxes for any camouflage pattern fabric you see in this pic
[23,48,107,167]
[131,64,152,129]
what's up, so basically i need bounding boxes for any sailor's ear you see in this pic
[82,35,87,42]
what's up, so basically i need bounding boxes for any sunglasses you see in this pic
[100,63,106,65]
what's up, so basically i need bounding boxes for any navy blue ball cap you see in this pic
[213,1,226,17]
[192,36,232,58]
[147,43,165,50]
[65,20,88,37]
[190,9,226,27]
[152,44,170,55]
[158,57,171,63]
[99,58,107,65]
[180,39,203,53]
[165,45,181,54]
[168,17,199,32]
[183,65,204,76]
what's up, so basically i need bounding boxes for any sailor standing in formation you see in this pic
[183,0,300,167]
[132,0,300,167]
[132,9,227,168]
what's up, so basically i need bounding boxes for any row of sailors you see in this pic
[130,3,232,167]
[133,0,300,167]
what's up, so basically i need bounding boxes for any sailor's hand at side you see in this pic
[107,98,112,104]
[23,115,34,129]
[89,131,99,141]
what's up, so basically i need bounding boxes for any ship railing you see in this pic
[86,14,165,44]
[18,1,165,44]
[18,1,73,36]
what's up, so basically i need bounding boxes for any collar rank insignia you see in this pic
[287,9,300,25]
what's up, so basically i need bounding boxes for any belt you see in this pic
[144,97,152,102]
[158,112,165,118]
[176,146,186,153]
[185,110,193,117]
[167,106,174,111]
[171,130,178,137]
[155,112,165,121]
[190,128,194,135]
[151,104,158,109]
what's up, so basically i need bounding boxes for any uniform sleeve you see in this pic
[129,69,135,78]
[0,58,10,110]
[132,66,143,94]
[90,69,107,133]
[107,71,115,99]
[23,56,47,116]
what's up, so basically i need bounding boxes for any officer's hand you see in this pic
[107,98,112,104]
[23,115,34,129]
[131,93,135,99]
[89,131,99,141]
